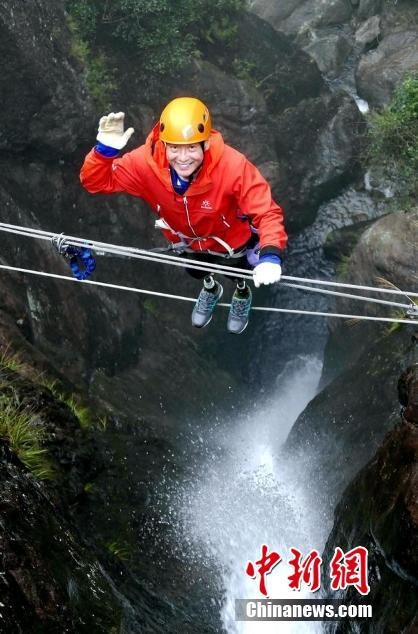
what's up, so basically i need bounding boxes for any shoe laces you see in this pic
[230,294,251,318]
[197,286,220,312]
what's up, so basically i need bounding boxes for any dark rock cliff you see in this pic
[320,363,418,633]
[0,0,92,154]
[251,0,418,108]
[0,364,130,633]
[284,210,418,627]
[0,361,221,633]
[286,212,418,504]
[322,211,418,380]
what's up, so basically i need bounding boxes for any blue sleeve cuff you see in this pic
[95,142,120,157]
[259,254,282,265]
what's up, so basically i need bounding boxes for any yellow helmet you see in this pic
[159,97,211,144]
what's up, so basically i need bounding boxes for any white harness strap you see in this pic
[154,218,240,258]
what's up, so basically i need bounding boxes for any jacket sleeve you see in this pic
[79,147,145,196]
[233,156,288,254]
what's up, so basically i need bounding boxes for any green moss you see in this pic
[336,255,351,281]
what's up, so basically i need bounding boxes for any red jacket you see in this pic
[80,124,287,256]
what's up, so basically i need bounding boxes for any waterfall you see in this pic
[169,355,326,632]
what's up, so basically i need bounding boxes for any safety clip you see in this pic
[51,233,96,281]
[406,303,418,319]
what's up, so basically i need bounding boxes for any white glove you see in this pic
[253,262,282,288]
[96,112,134,150]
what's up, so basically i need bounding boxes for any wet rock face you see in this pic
[0,365,124,632]
[0,450,123,633]
[0,362,224,633]
[398,361,418,425]
[284,205,418,629]
[210,11,325,112]
[304,33,353,77]
[285,210,418,512]
[0,1,93,153]
[284,328,415,515]
[320,369,418,632]
[358,0,383,20]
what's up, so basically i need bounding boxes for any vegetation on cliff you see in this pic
[0,348,103,481]
[66,0,246,100]
[365,74,418,206]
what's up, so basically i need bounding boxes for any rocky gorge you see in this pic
[0,0,417,632]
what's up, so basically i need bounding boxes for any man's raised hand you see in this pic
[96,112,134,150]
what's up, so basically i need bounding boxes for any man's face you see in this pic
[165,143,204,178]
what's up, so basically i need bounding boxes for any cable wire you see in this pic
[1,221,418,296]
[1,263,417,326]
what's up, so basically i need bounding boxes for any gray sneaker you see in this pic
[191,282,223,328]
[227,287,252,334]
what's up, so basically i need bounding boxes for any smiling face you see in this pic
[165,143,205,178]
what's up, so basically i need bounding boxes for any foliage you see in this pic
[96,415,108,431]
[61,394,94,429]
[46,386,94,430]
[40,378,107,431]
[0,399,55,479]
[385,316,403,335]
[66,14,116,110]
[143,298,159,316]
[0,346,107,480]
[231,58,257,83]
[84,53,117,110]
[106,538,132,561]
[83,481,96,493]
[39,377,103,431]
[66,0,246,80]
[365,75,418,206]
[0,346,30,376]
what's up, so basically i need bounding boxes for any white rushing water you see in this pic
[175,355,326,633]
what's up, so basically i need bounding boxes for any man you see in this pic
[80,97,287,334]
